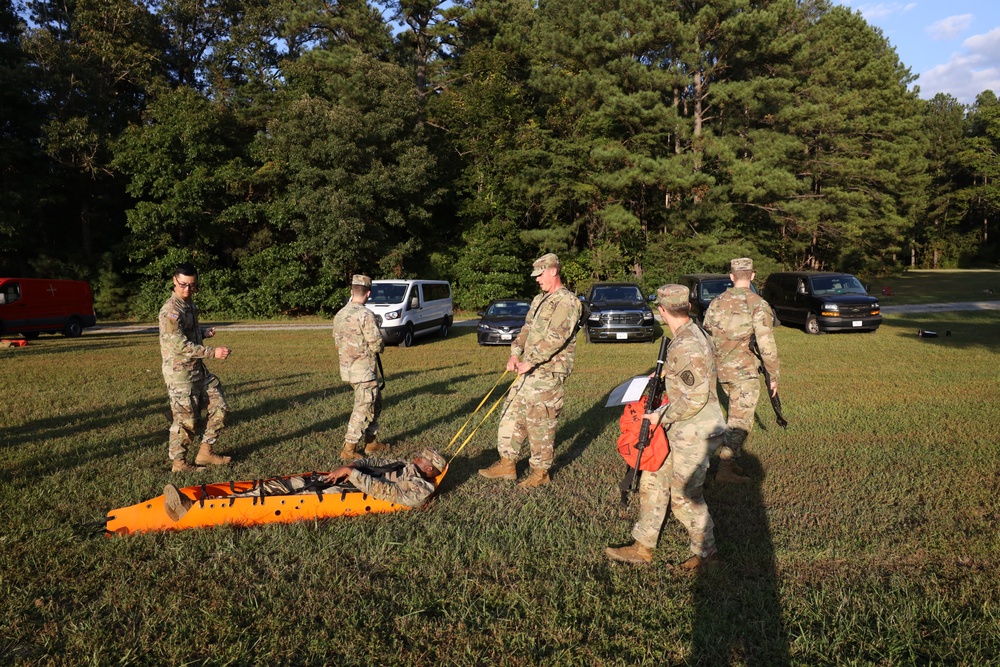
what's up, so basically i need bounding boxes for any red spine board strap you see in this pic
[616,395,669,472]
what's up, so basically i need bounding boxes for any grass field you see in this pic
[2,281,1000,665]
[871,269,1000,305]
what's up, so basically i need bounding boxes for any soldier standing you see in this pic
[479,253,583,488]
[702,258,781,483]
[159,263,232,473]
[332,274,387,462]
[606,285,726,568]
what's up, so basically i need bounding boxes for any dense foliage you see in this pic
[2,0,998,316]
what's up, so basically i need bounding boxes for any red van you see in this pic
[0,278,97,338]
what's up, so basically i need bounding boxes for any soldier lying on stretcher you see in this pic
[162,449,447,522]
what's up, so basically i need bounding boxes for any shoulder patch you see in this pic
[680,370,695,386]
[167,313,179,321]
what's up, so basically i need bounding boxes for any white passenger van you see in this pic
[365,280,453,347]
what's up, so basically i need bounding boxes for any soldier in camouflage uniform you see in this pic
[332,275,387,462]
[159,263,233,473]
[479,253,583,488]
[702,258,781,483]
[607,284,726,569]
[162,449,447,521]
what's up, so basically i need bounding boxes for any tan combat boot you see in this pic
[340,442,362,462]
[606,542,653,564]
[364,434,388,455]
[517,468,550,488]
[679,552,721,571]
[163,484,194,522]
[478,457,516,480]
[195,442,231,466]
[716,458,749,484]
[171,459,206,473]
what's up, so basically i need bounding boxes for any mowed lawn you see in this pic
[2,302,999,665]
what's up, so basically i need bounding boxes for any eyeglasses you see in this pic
[176,280,197,290]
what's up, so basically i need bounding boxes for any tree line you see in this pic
[2,0,998,317]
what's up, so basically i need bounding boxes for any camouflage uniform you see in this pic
[496,286,582,471]
[229,457,438,507]
[159,293,228,462]
[632,294,726,558]
[333,300,384,446]
[347,456,437,507]
[703,274,780,460]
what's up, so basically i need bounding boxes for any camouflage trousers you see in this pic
[166,374,227,461]
[345,380,381,445]
[631,420,721,557]
[496,371,566,471]
[718,377,760,459]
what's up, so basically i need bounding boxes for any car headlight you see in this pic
[384,309,401,321]
[478,323,490,331]
[588,314,600,322]
[822,303,839,312]
[642,311,653,321]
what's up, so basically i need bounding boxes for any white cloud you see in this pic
[927,14,973,41]
[917,28,1000,103]
[853,2,918,21]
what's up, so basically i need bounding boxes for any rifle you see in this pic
[375,353,386,391]
[749,334,787,428]
[619,334,671,508]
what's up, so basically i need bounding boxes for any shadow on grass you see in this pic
[693,452,789,666]
[0,375,313,481]
[879,314,1000,349]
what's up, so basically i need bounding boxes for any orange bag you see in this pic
[616,395,669,472]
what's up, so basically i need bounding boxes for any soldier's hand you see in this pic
[642,411,663,428]
[506,355,519,372]
[214,346,231,360]
[204,327,216,338]
[770,379,778,397]
[515,361,533,375]
[323,466,353,484]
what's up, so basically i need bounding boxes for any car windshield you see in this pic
[487,301,530,317]
[700,280,733,300]
[810,276,867,296]
[591,286,642,302]
[368,283,408,305]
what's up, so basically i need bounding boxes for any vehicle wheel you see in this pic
[24,332,40,340]
[63,317,83,338]
[401,325,414,348]
[804,313,820,335]
[440,323,449,338]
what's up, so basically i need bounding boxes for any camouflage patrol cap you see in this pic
[419,449,447,474]
[530,253,561,277]
[351,274,372,288]
[655,284,689,310]
[730,257,754,272]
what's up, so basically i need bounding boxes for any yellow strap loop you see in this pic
[443,370,509,453]
[449,375,521,463]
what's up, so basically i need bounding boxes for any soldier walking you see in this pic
[702,258,781,483]
[479,253,583,488]
[606,285,726,568]
[332,275,387,462]
[159,263,232,473]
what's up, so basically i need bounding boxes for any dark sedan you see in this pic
[477,299,531,345]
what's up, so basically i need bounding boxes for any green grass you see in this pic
[2,312,999,665]
[872,269,1000,305]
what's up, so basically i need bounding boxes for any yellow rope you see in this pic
[448,375,521,464]
[443,370,510,453]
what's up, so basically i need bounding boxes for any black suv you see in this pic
[762,271,881,334]
[582,282,655,343]
[680,273,759,323]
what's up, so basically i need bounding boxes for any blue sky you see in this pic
[839,1,1000,104]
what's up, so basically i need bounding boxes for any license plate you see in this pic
[501,333,512,340]
[852,321,862,327]
[616,333,628,340]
